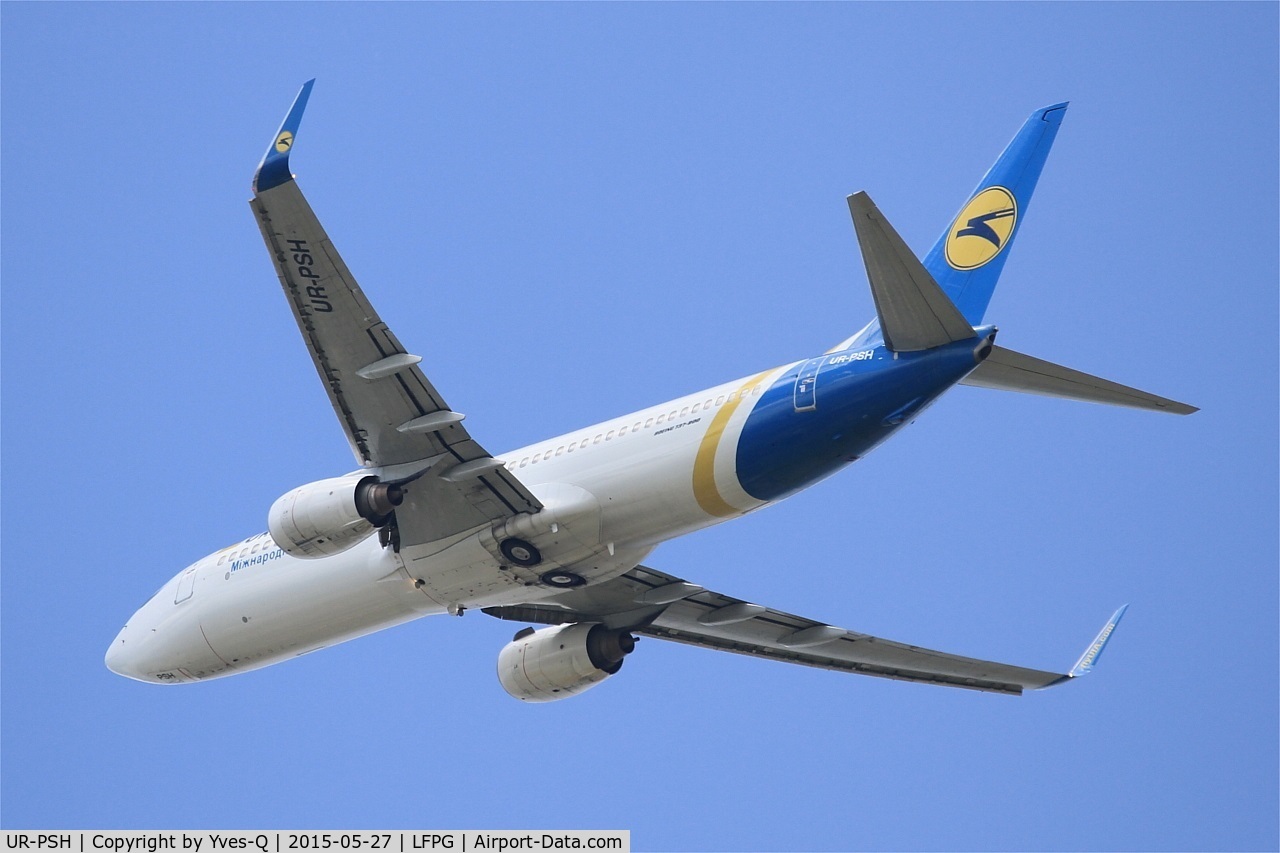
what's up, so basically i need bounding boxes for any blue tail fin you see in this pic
[924,103,1067,324]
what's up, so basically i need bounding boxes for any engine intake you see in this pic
[268,474,403,559]
[497,623,636,702]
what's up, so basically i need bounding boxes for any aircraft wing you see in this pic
[250,82,540,544]
[485,565,1127,695]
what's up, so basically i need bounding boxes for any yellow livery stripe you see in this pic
[692,370,774,518]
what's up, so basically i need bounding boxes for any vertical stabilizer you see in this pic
[924,103,1067,325]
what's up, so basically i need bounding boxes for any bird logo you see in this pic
[275,130,295,154]
[945,186,1018,270]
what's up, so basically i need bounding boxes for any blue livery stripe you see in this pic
[735,341,982,502]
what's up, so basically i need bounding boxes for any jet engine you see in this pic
[268,474,403,559]
[497,623,636,702]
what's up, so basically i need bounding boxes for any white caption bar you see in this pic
[1,833,629,853]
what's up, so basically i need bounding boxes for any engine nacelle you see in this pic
[268,474,403,559]
[497,622,636,702]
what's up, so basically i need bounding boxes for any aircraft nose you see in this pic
[105,626,138,678]
[105,625,150,682]
[105,624,187,684]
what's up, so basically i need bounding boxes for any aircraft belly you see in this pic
[388,427,735,609]
[397,479,628,608]
[401,528,531,608]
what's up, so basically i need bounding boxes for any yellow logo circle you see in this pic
[945,186,1018,270]
[274,131,294,153]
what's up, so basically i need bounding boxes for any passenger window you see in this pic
[705,399,713,408]
[634,422,642,431]
[619,426,627,436]
[607,430,616,440]
[556,446,564,456]
[680,406,689,417]
[691,403,701,414]
[716,395,725,406]
[657,414,666,425]
[251,543,261,555]
[520,458,528,468]
[645,417,654,427]
[594,434,603,444]
[217,555,225,566]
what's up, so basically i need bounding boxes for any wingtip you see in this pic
[1069,604,1129,678]
[252,79,316,194]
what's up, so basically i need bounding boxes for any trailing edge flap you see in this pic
[962,345,1198,415]
[847,192,976,352]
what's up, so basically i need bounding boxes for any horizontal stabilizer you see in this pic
[847,192,976,353]
[962,345,1198,414]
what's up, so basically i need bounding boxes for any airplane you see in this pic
[105,82,1194,700]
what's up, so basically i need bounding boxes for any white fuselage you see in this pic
[105,363,798,684]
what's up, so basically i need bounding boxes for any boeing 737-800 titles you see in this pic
[106,82,1194,700]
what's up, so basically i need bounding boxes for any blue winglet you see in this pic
[253,79,315,194]
[1069,604,1129,678]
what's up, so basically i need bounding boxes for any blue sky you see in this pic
[2,3,1276,850]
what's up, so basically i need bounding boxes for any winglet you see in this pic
[253,79,315,194]
[1069,604,1129,678]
